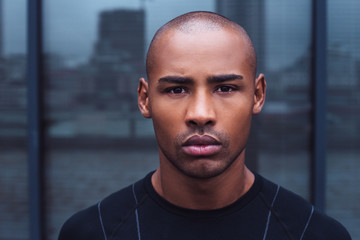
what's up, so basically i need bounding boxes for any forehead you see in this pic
[149,28,253,81]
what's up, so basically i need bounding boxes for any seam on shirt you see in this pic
[109,193,148,239]
[262,185,280,240]
[97,201,108,240]
[132,183,142,240]
[299,205,314,240]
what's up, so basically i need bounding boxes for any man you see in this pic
[59,11,351,239]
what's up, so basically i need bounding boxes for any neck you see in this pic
[151,154,254,210]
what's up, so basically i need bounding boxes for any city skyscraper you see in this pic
[92,8,145,110]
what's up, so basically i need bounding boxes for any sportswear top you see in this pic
[59,171,351,240]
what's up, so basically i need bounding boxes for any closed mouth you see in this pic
[182,135,221,146]
[182,135,221,156]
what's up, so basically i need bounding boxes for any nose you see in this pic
[185,91,216,128]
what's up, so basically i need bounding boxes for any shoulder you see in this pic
[258,175,351,239]
[303,209,352,239]
[58,179,147,240]
[58,203,103,240]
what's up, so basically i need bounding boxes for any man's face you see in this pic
[139,28,265,179]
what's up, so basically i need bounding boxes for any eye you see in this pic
[168,87,186,94]
[216,85,236,93]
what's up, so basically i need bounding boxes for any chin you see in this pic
[176,160,230,180]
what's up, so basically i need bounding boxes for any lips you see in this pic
[182,135,222,156]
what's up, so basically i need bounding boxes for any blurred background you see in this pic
[0,0,359,239]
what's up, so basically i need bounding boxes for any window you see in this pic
[326,0,360,237]
[0,0,358,239]
[0,0,29,239]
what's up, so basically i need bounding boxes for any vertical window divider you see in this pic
[27,0,44,239]
[311,0,327,212]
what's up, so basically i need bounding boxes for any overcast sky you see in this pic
[2,0,359,71]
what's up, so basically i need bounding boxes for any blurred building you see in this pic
[217,0,265,70]
[0,55,27,111]
[91,9,145,111]
[327,48,360,148]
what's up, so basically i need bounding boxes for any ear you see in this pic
[252,73,266,115]
[138,78,151,118]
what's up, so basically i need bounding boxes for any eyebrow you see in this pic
[207,74,243,83]
[157,74,243,84]
[158,76,193,84]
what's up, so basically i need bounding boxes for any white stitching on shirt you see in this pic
[299,206,314,240]
[262,185,280,240]
[97,201,108,240]
[132,183,142,240]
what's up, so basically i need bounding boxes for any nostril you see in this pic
[205,120,214,126]
[187,120,198,126]
[186,119,215,128]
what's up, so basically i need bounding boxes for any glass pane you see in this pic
[42,1,215,239]
[262,0,312,199]
[326,0,360,238]
[0,0,29,239]
[218,0,312,199]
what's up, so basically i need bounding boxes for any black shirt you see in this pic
[59,172,351,240]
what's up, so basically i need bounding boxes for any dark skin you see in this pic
[138,21,266,210]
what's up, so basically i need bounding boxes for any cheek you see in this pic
[219,101,253,138]
[151,101,182,124]
[150,100,185,139]
[220,95,253,118]
[224,111,252,132]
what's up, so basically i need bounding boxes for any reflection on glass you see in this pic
[45,8,147,140]
[43,0,322,238]
[0,0,29,239]
[326,0,360,238]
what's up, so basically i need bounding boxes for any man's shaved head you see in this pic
[146,11,257,80]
